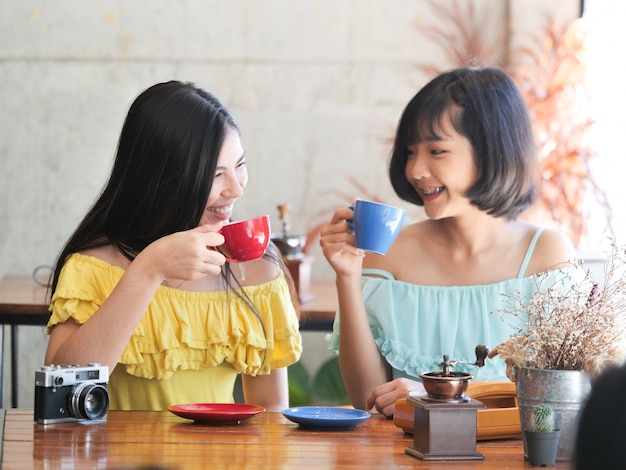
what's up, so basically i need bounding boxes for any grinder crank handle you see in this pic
[473,344,489,367]
[450,345,489,368]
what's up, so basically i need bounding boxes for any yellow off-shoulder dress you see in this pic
[47,254,303,410]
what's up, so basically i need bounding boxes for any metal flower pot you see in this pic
[514,366,591,461]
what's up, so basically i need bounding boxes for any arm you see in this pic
[335,275,390,411]
[242,368,289,411]
[45,225,226,373]
[338,255,424,417]
[319,207,389,411]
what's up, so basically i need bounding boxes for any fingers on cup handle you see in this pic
[346,205,355,230]
[210,245,236,263]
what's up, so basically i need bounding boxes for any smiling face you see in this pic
[390,68,538,219]
[200,127,248,226]
[405,111,477,220]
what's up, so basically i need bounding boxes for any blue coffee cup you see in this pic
[348,200,406,255]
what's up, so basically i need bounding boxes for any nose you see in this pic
[223,168,247,199]
[405,151,430,181]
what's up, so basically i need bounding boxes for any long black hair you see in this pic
[50,81,298,323]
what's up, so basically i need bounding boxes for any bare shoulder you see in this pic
[80,245,128,268]
[528,226,577,273]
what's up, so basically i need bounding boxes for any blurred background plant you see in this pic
[301,1,612,252]
[234,357,349,406]
[422,0,613,249]
[288,357,350,406]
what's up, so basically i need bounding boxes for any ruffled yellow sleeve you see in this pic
[49,254,302,380]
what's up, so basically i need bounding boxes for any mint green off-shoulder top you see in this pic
[327,228,581,380]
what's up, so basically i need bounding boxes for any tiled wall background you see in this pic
[0,0,578,408]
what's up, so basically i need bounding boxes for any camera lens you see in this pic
[69,383,110,420]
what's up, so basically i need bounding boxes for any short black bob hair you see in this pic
[389,66,537,219]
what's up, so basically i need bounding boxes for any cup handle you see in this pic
[211,245,237,263]
[347,205,355,230]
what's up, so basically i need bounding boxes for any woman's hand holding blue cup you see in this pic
[347,200,406,255]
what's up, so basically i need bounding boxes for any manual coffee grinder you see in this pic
[405,346,489,461]
[271,204,313,302]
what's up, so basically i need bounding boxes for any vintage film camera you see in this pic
[34,363,110,424]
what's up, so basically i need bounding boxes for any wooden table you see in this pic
[0,409,571,469]
[298,280,337,330]
[0,275,337,408]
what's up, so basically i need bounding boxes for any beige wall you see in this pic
[0,0,579,408]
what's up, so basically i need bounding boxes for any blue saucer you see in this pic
[282,406,371,429]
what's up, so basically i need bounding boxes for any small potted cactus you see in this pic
[524,403,561,466]
[533,403,555,432]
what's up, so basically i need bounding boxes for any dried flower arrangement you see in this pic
[488,243,626,380]
[421,0,613,247]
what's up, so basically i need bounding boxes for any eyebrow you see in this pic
[215,152,246,171]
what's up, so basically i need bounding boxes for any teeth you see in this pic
[210,206,232,215]
[422,187,443,195]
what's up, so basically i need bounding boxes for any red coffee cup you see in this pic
[215,215,271,262]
